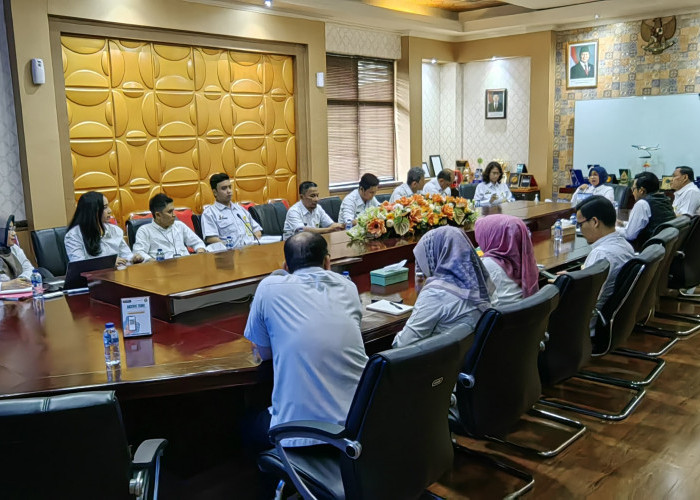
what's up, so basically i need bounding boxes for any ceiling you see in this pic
[189,0,700,40]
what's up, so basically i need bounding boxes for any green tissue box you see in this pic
[370,267,409,286]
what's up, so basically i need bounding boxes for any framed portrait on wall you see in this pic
[519,174,533,188]
[485,89,506,119]
[567,40,598,89]
[428,155,443,176]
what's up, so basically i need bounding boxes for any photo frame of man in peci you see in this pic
[567,40,598,88]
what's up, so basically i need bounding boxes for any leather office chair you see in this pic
[0,391,166,500]
[127,218,153,249]
[318,196,341,222]
[375,193,391,203]
[31,226,69,277]
[669,215,700,292]
[267,198,290,209]
[458,184,477,200]
[191,214,203,239]
[611,184,631,208]
[258,333,467,500]
[249,203,284,237]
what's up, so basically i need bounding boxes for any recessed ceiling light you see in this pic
[430,58,437,64]
[264,0,272,7]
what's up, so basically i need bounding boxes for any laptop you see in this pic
[54,254,118,291]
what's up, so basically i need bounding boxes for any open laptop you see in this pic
[48,254,118,291]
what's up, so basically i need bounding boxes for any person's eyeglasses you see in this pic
[576,218,589,229]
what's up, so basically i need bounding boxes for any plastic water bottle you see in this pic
[570,213,577,226]
[155,248,165,261]
[103,322,121,367]
[225,236,234,250]
[534,193,539,204]
[31,269,43,298]
[554,220,563,243]
[345,220,353,231]
[342,271,352,281]
[474,199,481,208]
[613,201,619,217]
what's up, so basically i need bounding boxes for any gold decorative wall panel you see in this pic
[62,35,297,224]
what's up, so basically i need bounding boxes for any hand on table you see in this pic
[1,278,31,290]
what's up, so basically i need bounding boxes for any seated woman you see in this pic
[474,214,539,306]
[569,165,615,206]
[392,226,494,349]
[1,218,34,290]
[473,161,515,206]
[64,191,143,267]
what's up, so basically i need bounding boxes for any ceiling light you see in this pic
[594,14,600,19]
[430,58,437,64]
[264,0,272,7]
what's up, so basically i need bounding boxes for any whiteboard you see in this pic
[573,94,700,179]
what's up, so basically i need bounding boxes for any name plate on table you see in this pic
[121,296,152,337]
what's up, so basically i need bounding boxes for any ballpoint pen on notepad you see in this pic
[389,301,403,310]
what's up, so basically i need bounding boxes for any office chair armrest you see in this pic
[132,438,168,467]
[269,420,361,459]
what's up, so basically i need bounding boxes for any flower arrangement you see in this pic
[347,194,478,241]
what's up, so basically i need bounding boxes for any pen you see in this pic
[389,301,403,310]
[65,287,90,295]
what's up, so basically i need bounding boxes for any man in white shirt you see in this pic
[422,168,454,197]
[670,166,700,216]
[283,181,344,239]
[244,232,368,449]
[390,167,426,203]
[134,194,206,260]
[201,173,262,247]
[617,172,675,248]
[339,173,380,225]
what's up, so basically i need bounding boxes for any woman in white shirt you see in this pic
[392,226,494,349]
[570,165,615,206]
[474,214,539,307]
[64,191,143,266]
[473,161,515,206]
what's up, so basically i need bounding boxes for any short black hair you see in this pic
[634,171,660,194]
[482,161,503,183]
[407,167,425,185]
[284,232,328,273]
[437,168,453,182]
[210,172,230,191]
[299,181,318,196]
[149,193,173,217]
[359,173,379,191]
[676,166,695,181]
[576,195,616,227]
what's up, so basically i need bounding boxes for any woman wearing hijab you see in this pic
[570,165,614,205]
[0,218,34,290]
[64,191,143,266]
[475,214,539,306]
[392,226,495,349]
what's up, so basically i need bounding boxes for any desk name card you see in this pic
[121,296,152,337]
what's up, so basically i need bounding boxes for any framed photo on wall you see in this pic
[485,89,506,119]
[428,155,443,176]
[519,174,533,188]
[421,161,433,178]
[567,40,598,89]
[661,175,673,191]
[508,172,521,188]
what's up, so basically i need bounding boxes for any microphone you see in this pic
[237,213,261,245]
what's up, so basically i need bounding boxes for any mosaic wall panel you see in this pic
[553,13,700,195]
[62,35,297,224]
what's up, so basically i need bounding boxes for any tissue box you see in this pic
[370,267,409,286]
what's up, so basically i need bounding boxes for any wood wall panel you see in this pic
[61,35,297,224]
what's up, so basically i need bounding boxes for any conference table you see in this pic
[0,201,586,401]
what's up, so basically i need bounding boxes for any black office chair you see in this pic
[668,215,700,294]
[0,391,167,500]
[375,193,391,203]
[611,184,631,208]
[318,196,341,223]
[191,214,203,240]
[249,203,284,237]
[31,226,69,277]
[126,218,153,249]
[458,184,477,200]
[258,332,468,500]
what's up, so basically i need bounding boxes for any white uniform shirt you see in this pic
[672,182,700,216]
[244,267,368,447]
[64,224,133,263]
[133,220,205,261]
[283,201,334,240]
[0,245,34,281]
[422,178,450,197]
[617,199,651,241]
[473,182,515,206]
[583,231,635,317]
[482,257,523,307]
[389,183,417,203]
[201,202,262,247]
[392,287,483,349]
[570,184,615,206]
[339,189,379,223]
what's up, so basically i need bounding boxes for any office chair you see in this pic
[0,391,167,500]
[375,193,391,203]
[31,226,69,277]
[258,332,468,499]
[611,184,631,208]
[318,196,341,223]
[126,218,153,249]
[191,214,203,240]
[249,203,285,238]
[458,184,477,200]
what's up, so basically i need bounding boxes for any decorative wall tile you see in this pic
[326,23,401,60]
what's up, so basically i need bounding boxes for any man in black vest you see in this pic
[617,171,675,249]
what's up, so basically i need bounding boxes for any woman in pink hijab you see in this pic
[474,214,539,306]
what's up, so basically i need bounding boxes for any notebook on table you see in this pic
[366,299,413,316]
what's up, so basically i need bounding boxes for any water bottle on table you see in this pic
[31,269,43,298]
[554,220,563,243]
[342,270,352,281]
[225,236,234,250]
[103,322,121,367]
[345,220,353,231]
[155,248,165,261]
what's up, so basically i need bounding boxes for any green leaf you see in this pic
[394,216,410,236]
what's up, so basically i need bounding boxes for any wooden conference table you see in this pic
[0,201,585,401]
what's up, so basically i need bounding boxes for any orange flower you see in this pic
[427,212,441,226]
[441,204,454,219]
[396,196,413,206]
[381,201,395,211]
[431,194,443,203]
[367,218,387,237]
[409,207,423,223]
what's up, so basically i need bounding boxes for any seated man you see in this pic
[339,173,380,226]
[134,194,206,260]
[422,168,454,197]
[390,166,425,203]
[201,173,262,247]
[617,172,675,249]
[670,166,700,216]
[576,196,635,333]
[1,219,33,290]
[244,232,368,448]
[283,181,344,240]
